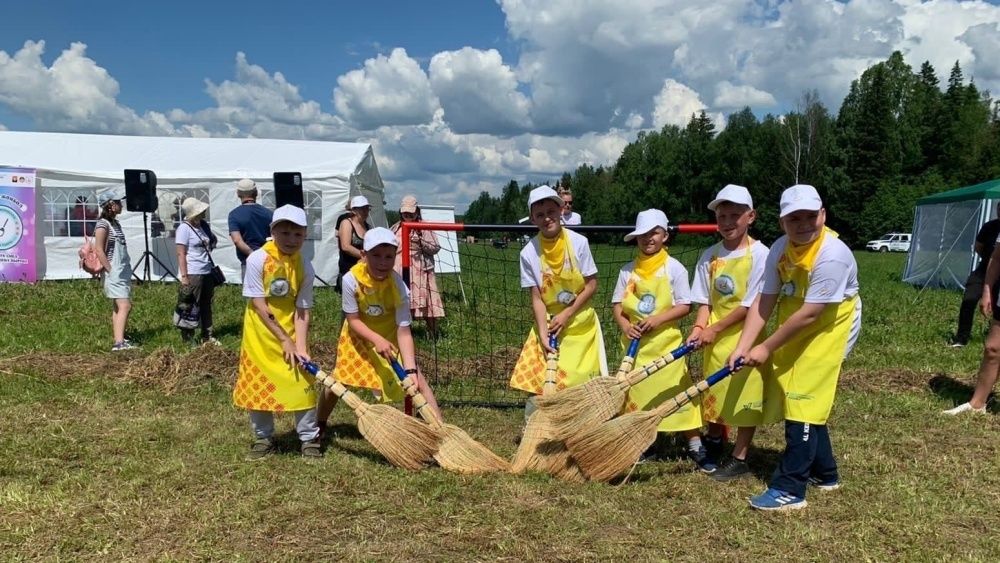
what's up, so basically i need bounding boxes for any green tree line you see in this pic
[462,52,1000,247]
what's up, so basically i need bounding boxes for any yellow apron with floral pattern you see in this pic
[700,241,783,426]
[233,241,316,412]
[333,263,406,403]
[620,262,701,432]
[510,235,607,394]
[773,235,857,425]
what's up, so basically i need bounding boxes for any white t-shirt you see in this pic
[611,256,692,306]
[520,230,598,289]
[762,234,859,303]
[340,270,412,327]
[242,248,316,309]
[561,212,582,226]
[690,240,770,308]
[175,222,213,275]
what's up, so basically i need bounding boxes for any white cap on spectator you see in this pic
[363,227,399,251]
[624,209,670,242]
[270,204,308,228]
[236,178,257,192]
[527,185,563,210]
[97,186,126,207]
[350,195,371,209]
[708,184,754,211]
[779,184,823,217]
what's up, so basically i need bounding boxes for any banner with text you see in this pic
[0,168,37,283]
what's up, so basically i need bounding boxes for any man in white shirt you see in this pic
[559,190,582,225]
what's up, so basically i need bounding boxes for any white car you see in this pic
[866,232,911,252]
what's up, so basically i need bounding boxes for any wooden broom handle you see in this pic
[652,362,742,418]
[302,362,364,410]
[541,335,560,395]
[388,358,444,428]
[621,342,697,387]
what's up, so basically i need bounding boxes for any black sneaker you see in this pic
[246,438,274,461]
[704,435,724,464]
[686,445,717,473]
[711,457,750,482]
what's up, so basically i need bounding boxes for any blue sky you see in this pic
[3,1,1000,211]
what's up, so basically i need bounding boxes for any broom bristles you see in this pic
[356,404,441,471]
[436,424,511,474]
[536,377,629,440]
[510,407,556,473]
[565,410,662,482]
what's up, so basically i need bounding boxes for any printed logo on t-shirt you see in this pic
[269,278,290,297]
[637,293,657,315]
[714,274,736,296]
[557,290,577,306]
[780,280,796,297]
[366,304,385,316]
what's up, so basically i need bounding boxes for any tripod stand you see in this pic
[132,211,176,283]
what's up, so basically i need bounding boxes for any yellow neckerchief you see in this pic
[349,260,403,308]
[540,228,569,275]
[783,227,837,273]
[261,240,303,298]
[634,248,668,280]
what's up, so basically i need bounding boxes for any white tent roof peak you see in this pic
[0,131,374,181]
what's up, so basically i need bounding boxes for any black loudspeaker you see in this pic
[273,172,303,208]
[123,169,157,213]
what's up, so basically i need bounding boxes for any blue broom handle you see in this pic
[671,342,697,360]
[626,338,640,358]
[705,359,744,385]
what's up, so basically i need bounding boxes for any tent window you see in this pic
[42,188,100,237]
[151,187,211,239]
[259,189,322,241]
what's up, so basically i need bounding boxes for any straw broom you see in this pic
[301,361,441,471]
[565,361,743,483]
[388,358,510,474]
[510,336,585,481]
[535,342,697,440]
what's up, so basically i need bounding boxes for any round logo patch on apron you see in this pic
[366,304,385,316]
[637,293,657,315]
[780,280,796,297]
[269,278,290,297]
[557,290,577,306]
[714,274,736,296]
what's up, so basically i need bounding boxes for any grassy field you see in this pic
[2,251,999,560]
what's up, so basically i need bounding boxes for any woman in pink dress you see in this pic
[391,195,445,338]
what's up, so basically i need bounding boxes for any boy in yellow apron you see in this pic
[730,185,862,511]
[333,227,441,418]
[233,205,321,460]
[510,185,607,421]
[612,209,713,471]
[687,185,781,481]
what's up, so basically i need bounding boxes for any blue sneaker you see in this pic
[749,488,807,511]
[686,445,718,473]
[808,476,841,491]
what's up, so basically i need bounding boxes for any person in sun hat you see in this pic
[176,197,219,345]
[227,178,273,279]
[729,184,862,512]
[612,208,710,470]
[390,194,445,339]
[687,184,781,482]
[233,204,322,460]
[93,186,136,352]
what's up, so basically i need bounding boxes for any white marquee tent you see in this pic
[0,131,387,284]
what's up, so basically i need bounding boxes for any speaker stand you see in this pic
[132,211,176,283]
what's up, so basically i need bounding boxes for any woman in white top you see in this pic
[176,197,219,345]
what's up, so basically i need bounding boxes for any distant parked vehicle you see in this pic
[866,232,911,252]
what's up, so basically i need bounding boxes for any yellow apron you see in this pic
[773,248,858,425]
[333,263,406,403]
[701,242,783,426]
[233,242,316,412]
[621,262,702,432]
[510,235,606,394]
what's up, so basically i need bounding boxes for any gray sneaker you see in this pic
[300,440,323,459]
[711,457,751,482]
[246,438,274,461]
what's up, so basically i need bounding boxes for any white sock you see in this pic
[688,436,703,452]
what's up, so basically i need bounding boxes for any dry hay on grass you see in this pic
[418,346,522,383]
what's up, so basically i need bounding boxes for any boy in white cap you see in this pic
[332,227,441,418]
[510,186,607,421]
[729,184,862,511]
[612,209,712,470]
[688,185,780,481]
[233,205,322,460]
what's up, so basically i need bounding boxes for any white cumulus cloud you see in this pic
[714,81,777,109]
[429,47,531,135]
[333,48,439,130]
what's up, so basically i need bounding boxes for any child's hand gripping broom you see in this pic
[535,342,698,440]
[510,335,585,481]
[388,358,510,474]
[301,361,441,471]
[565,360,744,482]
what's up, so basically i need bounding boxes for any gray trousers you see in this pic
[249,409,319,442]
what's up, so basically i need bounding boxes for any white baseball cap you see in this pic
[708,184,753,211]
[779,184,823,217]
[270,204,308,228]
[527,185,563,211]
[624,209,670,242]
[350,195,371,209]
[363,226,399,251]
[97,186,127,207]
[236,178,257,192]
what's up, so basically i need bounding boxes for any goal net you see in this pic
[400,222,717,407]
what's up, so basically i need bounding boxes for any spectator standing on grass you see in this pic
[93,187,136,352]
[390,194,445,339]
[176,197,220,346]
[336,195,372,292]
[559,189,582,225]
[949,203,1000,347]
[228,179,273,280]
